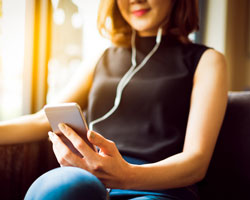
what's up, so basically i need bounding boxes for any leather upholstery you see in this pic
[199,92,250,199]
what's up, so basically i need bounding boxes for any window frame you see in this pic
[23,0,52,114]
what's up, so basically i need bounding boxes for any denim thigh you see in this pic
[24,166,107,200]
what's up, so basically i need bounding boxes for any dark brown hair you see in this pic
[97,0,199,47]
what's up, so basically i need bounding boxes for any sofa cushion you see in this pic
[199,92,250,200]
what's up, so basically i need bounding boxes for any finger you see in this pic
[58,123,96,159]
[49,131,73,166]
[48,131,88,168]
[87,130,118,156]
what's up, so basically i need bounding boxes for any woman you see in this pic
[2,0,227,199]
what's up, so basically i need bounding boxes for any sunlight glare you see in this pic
[0,0,25,120]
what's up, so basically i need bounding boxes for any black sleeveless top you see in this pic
[86,35,209,162]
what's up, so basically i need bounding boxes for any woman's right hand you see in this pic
[49,123,133,189]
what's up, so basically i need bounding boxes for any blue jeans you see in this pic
[24,167,107,200]
[25,157,199,200]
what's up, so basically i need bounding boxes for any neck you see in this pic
[137,27,166,37]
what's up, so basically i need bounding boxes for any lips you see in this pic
[132,8,150,17]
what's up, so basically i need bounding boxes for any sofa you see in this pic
[0,92,250,200]
[198,91,250,199]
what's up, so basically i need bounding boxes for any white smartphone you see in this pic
[44,102,95,156]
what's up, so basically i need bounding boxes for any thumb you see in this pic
[87,130,117,156]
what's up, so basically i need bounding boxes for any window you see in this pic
[47,0,110,103]
[0,0,26,120]
[0,0,110,120]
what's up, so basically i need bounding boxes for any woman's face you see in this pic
[117,0,172,36]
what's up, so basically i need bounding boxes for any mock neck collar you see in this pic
[135,34,181,53]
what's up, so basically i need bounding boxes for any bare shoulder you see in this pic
[195,49,227,81]
[199,49,226,68]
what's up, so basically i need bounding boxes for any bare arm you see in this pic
[122,49,228,190]
[47,49,228,190]
[0,111,51,144]
[0,56,98,145]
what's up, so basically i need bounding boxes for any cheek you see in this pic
[117,0,130,19]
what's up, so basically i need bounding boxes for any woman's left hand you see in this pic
[48,123,132,189]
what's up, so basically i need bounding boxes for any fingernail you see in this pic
[89,131,95,139]
[58,123,66,131]
[48,131,55,141]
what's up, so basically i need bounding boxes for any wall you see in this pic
[225,0,250,91]
[246,1,250,89]
[203,0,250,91]
[203,0,228,54]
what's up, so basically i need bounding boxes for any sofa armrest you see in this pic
[0,139,58,200]
[198,92,250,199]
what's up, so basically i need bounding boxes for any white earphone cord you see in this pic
[89,27,163,131]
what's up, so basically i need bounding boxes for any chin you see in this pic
[130,22,159,36]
